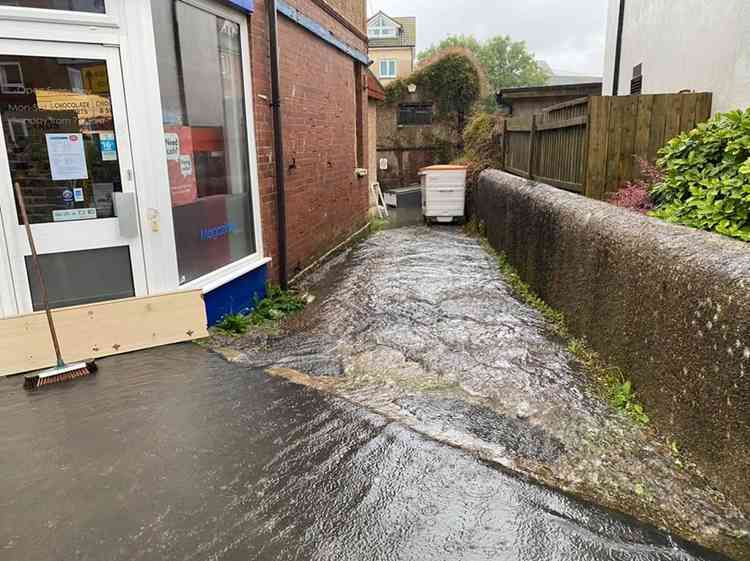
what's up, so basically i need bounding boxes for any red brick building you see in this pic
[250,0,370,282]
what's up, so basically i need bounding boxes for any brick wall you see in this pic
[250,0,369,280]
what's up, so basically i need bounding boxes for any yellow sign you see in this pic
[82,65,109,95]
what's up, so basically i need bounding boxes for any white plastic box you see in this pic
[419,165,467,223]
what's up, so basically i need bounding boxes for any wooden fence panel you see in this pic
[500,92,712,201]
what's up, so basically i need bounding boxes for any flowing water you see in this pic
[0,344,733,561]
[214,226,749,559]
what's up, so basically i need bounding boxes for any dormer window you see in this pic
[368,13,398,38]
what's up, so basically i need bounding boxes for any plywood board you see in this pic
[0,290,209,376]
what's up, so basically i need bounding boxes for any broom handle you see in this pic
[13,181,64,367]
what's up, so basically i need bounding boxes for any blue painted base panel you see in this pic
[204,263,268,326]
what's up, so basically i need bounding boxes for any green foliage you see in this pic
[456,113,503,201]
[417,34,482,63]
[249,284,306,325]
[606,377,651,426]
[215,313,253,335]
[384,54,481,131]
[215,285,306,334]
[651,109,750,242]
[418,34,549,92]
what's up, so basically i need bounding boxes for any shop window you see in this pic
[379,59,397,79]
[398,103,433,126]
[0,0,106,12]
[0,54,122,225]
[151,0,256,285]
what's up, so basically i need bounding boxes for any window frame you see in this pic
[367,14,397,39]
[155,0,266,293]
[379,59,397,79]
[0,61,24,94]
[0,0,118,27]
[398,103,434,127]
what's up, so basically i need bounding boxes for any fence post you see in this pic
[501,118,508,170]
[528,114,537,180]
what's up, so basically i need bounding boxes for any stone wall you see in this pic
[477,169,750,511]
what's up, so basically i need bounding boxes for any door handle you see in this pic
[113,192,138,238]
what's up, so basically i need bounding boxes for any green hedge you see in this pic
[651,109,750,242]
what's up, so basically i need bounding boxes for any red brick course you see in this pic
[249,0,370,280]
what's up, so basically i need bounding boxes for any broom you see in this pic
[14,182,97,390]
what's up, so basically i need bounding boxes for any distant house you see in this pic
[603,0,749,114]
[367,11,416,85]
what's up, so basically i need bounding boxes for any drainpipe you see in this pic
[612,0,626,95]
[267,0,289,290]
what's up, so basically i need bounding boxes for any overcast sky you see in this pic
[368,0,609,76]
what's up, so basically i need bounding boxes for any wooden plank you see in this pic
[604,96,628,197]
[585,96,610,199]
[540,97,589,115]
[528,114,538,180]
[618,95,639,184]
[648,94,669,161]
[680,93,699,132]
[664,93,684,144]
[506,117,532,132]
[695,92,713,123]
[535,175,583,193]
[536,115,588,131]
[501,119,508,170]
[0,290,209,376]
[633,95,654,161]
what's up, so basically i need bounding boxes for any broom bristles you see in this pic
[24,362,96,390]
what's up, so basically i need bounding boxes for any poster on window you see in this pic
[46,133,88,181]
[164,126,198,207]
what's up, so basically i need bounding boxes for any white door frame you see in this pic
[0,38,148,314]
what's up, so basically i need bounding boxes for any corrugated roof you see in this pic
[368,15,416,49]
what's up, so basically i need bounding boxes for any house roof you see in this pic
[368,12,416,49]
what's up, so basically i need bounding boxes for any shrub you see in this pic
[608,158,660,213]
[650,109,750,242]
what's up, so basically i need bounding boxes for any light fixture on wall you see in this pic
[407,84,417,94]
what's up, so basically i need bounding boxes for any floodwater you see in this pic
[0,344,731,561]
[220,226,749,558]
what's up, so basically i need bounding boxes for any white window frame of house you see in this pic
[0,0,266,318]
[379,59,398,79]
[368,14,398,39]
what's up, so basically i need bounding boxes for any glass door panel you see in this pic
[0,40,146,313]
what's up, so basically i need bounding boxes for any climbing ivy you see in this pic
[384,53,481,132]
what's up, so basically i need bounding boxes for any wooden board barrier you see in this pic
[0,290,209,376]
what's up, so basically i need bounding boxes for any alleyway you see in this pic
[0,344,730,561]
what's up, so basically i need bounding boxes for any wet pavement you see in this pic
[0,344,735,561]
[212,226,749,559]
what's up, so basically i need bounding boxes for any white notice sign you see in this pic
[46,133,89,181]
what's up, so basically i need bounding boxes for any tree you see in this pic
[418,34,549,92]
